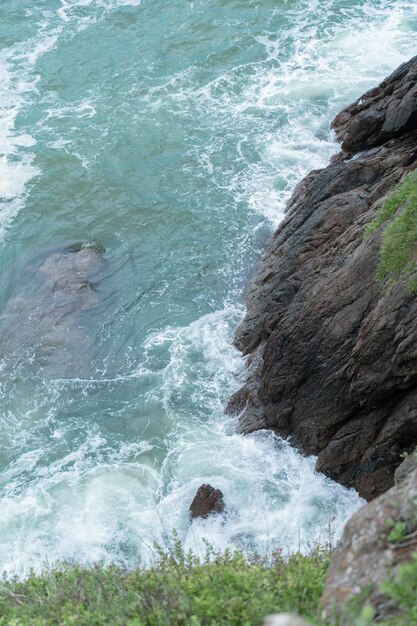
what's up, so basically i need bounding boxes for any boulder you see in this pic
[189,484,225,520]
[228,57,417,500]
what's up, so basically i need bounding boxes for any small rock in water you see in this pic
[264,614,313,626]
[189,484,225,520]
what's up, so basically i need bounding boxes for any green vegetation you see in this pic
[399,446,417,461]
[365,169,417,293]
[3,541,417,626]
[365,170,417,236]
[385,518,407,545]
[379,553,417,625]
[0,545,330,626]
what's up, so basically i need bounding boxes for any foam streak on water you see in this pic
[0,27,49,238]
[0,0,416,576]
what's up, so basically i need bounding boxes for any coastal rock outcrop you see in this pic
[189,484,225,520]
[228,57,417,500]
[321,467,417,621]
[332,56,417,153]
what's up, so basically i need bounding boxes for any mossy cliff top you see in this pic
[366,168,417,292]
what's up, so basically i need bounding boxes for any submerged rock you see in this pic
[321,468,417,622]
[0,242,106,378]
[189,484,225,520]
[229,57,417,500]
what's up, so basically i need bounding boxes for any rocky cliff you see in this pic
[321,457,417,621]
[228,56,417,500]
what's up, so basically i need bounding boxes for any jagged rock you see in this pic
[228,56,417,500]
[321,468,417,622]
[189,484,225,520]
[264,614,313,626]
[332,55,417,153]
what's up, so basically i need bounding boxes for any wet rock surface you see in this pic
[333,55,417,153]
[0,242,106,378]
[189,484,225,520]
[229,57,417,500]
[321,468,417,622]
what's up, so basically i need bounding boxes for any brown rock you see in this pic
[332,55,417,152]
[189,484,225,520]
[228,57,417,500]
[320,469,417,622]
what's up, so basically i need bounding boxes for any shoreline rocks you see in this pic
[228,57,417,500]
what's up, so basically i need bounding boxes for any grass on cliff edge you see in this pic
[0,545,330,626]
[364,168,417,292]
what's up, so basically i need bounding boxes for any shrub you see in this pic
[0,546,331,626]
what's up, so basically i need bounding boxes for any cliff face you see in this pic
[228,57,417,500]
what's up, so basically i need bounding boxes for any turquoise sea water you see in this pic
[0,0,416,576]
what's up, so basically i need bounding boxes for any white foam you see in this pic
[147,0,417,226]
[58,0,141,21]
[0,303,362,577]
[45,99,98,121]
[236,1,417,224]
[0,21,63,239]
[143,304,362,557]
[0,0,139,238]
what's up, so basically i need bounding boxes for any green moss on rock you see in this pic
[365,169,417,293]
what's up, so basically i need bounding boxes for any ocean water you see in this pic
[0,0,416,576]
